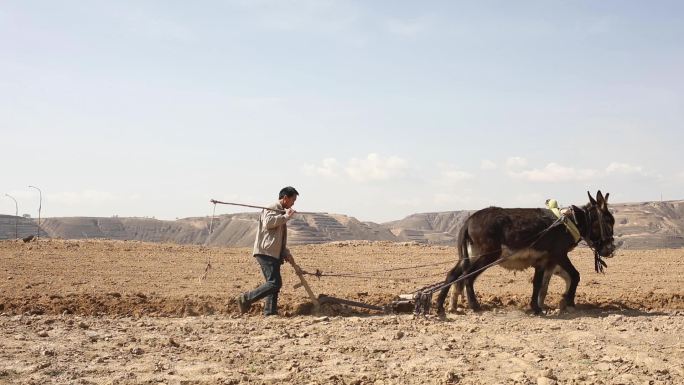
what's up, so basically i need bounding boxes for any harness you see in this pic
[546,199,581,243]
[576,205,610,273]
[548,200,611,273]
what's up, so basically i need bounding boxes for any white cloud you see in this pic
[605,162,646,176]
[443,169,474,181]
[346,153,409,182]
[480,160,498,170]
[302,157,340,178]
[304,153,410,182]
[506,156,528,170]
[503,159,658,183]
[436,163,474,186]
[512,192,545,206]
[509,162,599,182]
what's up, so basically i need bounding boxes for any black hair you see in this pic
[279,186,299,199]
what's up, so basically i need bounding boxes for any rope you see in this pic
[418,216,566,292]
[411,257,512,315]
[409,214,588,314]
[409,215,570,309]
[413,256,507,296]
[297,215,568,284]
[299,259,454,279]
[316,269,458,281]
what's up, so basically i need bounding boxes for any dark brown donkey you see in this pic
[435,191,616,315]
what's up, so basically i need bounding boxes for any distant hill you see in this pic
[382,211,472,245]
[610,200,684,249]
[380,200,684,249]
[0,215,48,239]
[25,212,398,247]
[1,200,683,249]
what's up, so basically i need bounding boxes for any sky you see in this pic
[1,1,683,223]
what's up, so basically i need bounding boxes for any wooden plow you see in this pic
[289,260,413,314]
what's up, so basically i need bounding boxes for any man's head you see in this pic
[279,186,299,209]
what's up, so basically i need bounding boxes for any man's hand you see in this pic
[283,254,295,264]
[285,208,297,219]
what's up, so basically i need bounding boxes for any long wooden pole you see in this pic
[209,199,325,215]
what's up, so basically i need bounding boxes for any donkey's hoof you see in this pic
[561,304,577,314]
[559,299,576,313]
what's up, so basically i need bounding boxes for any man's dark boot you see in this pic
[237,294,250,314]
[263,294,278,316]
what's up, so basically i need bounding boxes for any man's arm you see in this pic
[263,208,295,229]
[282,246,294,263]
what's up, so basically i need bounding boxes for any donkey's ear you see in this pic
[588,191,598,206]
[597,190,607,209]
[604,192,609,204]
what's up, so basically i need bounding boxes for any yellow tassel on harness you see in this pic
[546,199,581,243]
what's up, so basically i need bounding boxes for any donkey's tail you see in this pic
[457,218,471,265]
[438,220,471,312]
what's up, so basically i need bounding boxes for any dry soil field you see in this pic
[1,239,683,385]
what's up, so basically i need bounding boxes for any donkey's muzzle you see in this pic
[600,241,617,258]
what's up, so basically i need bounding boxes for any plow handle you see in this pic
[289,260,320,310]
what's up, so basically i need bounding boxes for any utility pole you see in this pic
[4,193,18,239]
[28,185,42,237]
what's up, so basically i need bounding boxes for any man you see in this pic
[237,186,299,316]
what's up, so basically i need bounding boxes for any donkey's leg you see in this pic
[537,265,574,310]
[537,266,556,310]
[464,276,479,311]
[448,280,464,312]
[463,252,500,311]
[435,263,463,315]
[537,265,570,309]
[447,257,469,312]
[557,256,580,310]
[558,268,571,295]
[530,266,547,314]
[556,268,573,311]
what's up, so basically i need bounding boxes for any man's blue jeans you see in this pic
[243,254,282,315]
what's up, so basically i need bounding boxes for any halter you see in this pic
[569,204,613,273]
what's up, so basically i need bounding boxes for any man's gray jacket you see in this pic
[252,201,292,260]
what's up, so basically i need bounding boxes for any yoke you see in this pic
[546,199,581,243]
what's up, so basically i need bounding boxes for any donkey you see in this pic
[435,190,616,315]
